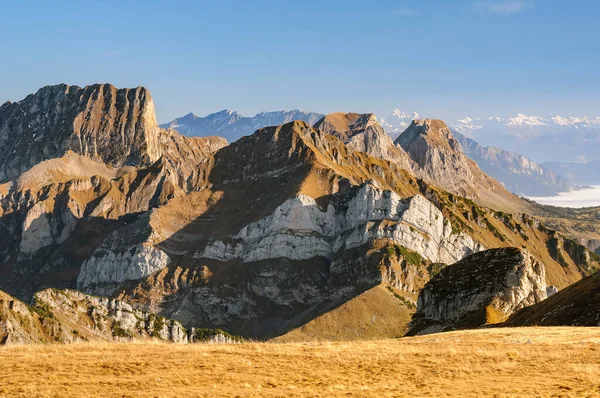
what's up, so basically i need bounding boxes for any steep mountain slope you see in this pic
[314,112,415,172]
[2,84,598,341]
[0,85,226,300]
[275,284,415,342]
[0,288,188,345]
[160,109,323,142]
[0,83,228,187]
[453,131,574,196]
[408,248,547,335]
[505,267,600,327]
[395,119,525,212]
[77,121,597,338]
[382,109,600,166]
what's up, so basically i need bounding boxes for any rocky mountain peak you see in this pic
[314,112,379,140]
[0,83,161,182]
[314,112,415,172]
[396,119,460,153]
[394,118,520,210]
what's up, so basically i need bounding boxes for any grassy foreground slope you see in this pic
[1,327,599,397]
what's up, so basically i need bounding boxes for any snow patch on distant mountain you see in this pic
[161,110,323,142]
[382,110,600,163]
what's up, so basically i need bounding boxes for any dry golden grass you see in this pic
[1,327,599,397]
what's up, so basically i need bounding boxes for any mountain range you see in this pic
[385,110,600,166]
[163,109,578,196]
[1,83,599,344]
[160,110,323,143]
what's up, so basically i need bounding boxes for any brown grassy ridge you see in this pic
[1,327,599,397]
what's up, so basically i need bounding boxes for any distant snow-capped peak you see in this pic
[391,109,420,120]
[506,113,548,128]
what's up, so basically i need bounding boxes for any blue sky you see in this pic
[1,0,599,123]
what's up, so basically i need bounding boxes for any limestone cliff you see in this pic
[1,85,599,341]
[0,83,227,188]
[408,248,547,335]
[0,288,188,345]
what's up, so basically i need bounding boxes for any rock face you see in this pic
[0,288,189,345]
[192,185,481,267]
[395,119,522,212]
[161,109,323,142]
[0,85,226,300]
[454,131,574,196]
[314,113,415,172]
[0,84,160,181]
[2,84,599,341]
[408,248,547,335]
[506,270,600,327]
[0,83,227,186]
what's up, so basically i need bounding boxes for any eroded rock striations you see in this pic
[408,248,547,335]
[395,119,523,212]
[1,84,599,340]
[0,288,188,345]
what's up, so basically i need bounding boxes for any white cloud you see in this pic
[473,1,531,15]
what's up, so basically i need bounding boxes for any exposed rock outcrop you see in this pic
[314,113,415,172]
[2,84,599,342]
[506,270,600,327]
[408,248,547,335]
[0,83,226,188]
[395,119,523,212]
[0,288,188,345]
[194,185,482,267]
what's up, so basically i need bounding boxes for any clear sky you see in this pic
[1,0,599,123]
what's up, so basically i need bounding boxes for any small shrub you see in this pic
[111,321,132,338]
[30,302,55,320]
[192,328,243,343]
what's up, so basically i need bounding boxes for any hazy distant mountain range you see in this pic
[160,110,323,143]
[381,109,600,164]
[380,109,600,186]
[163,109,583,196]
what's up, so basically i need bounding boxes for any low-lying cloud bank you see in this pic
[528,186,600,208]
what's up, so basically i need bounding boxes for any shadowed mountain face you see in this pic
[408,248,547,335]
[0,84,598,340]
[506,264,600,327]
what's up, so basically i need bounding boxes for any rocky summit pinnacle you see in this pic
[314,112,416,172]
[395,119,522,212]
[0,83,598,342]
[0,83,163,182]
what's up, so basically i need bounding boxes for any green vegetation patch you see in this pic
[385,244,424,266]
[30,301,55,320]
[111,321,133,338]
[386,286,416,310]
[193,328,244,343]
